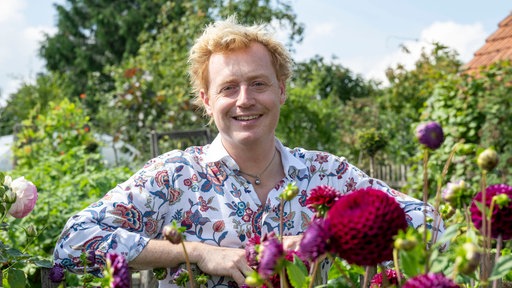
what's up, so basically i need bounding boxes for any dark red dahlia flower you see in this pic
[326,187,408,266]
[402,272,459,288]
[258,233,284,279]
[106,252,130,288]
[306,185,341,217]
[370,269,402,287]
[470,184,512,240]
[299,218,330,261]
[245,234,261,267]
[416,121,444,150]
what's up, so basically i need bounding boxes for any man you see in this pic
[53,17,442,287]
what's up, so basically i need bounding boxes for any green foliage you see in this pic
[356,128,388,157]
[406,61,512,197]
[4,99,132,285]
[0,73,69,136]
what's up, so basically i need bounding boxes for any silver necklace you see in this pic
[238,149,277,185]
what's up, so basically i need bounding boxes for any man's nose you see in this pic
[236,85,255,107]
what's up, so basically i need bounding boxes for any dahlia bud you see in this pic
[394,237,417,251]
[245,271,264,287]
[456,242,481,275]
[281,183,299,201]
[415,121,444,150]
[163,222,183,244]
[25,224,37,237]
[440,204,455,220]
[493,193,510,209]
[477,148,499,171]
[152,268,168,280]
[195,274,209,286]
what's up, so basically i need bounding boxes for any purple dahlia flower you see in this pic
[48,263,65,283]
[326,187,408,266]
[416,121,444,150]
[299,218,330,261]
[402,272,458,288]
[257,233,284,279]
[470,184,512,240]
[106,252,130,288]
[306,185,341,217]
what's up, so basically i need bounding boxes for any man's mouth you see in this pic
[234,115,260,121]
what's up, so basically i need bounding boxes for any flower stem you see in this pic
[279,198,284,241]
[308,260,319,288]
[480,170,489,285]
[432,142,459,243]
[393,249,402,287]
[492,234,503,288]
[422,148,429,273]
[181,241,195,288]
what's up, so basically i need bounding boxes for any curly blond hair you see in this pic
[188,16,293,113]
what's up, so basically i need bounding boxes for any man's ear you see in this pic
[200,90,212,115]
[279,80,287,104]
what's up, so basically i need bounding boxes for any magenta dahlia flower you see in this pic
[370,269,402,287]
[299,218,330,261]
[326,187,408,266]
[306,185,341,217]
[245,234,261,267]
[106,252,130,288]
[416,121,444,150]
[470,184,512,240]
[258,233,284,279]
[402,272,458,288]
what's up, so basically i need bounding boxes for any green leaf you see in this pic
[286,259,308,288]
[7,268,26,288]
[489,254,512,280]
[399,248,424,278]
[34,259,53,268]
[435,223,462,245]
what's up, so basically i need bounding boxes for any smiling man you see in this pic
[53,16,443,287]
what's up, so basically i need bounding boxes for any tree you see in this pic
[39,0,170,98]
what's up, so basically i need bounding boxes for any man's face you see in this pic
[201,42,286,150]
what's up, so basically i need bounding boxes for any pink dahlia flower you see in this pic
[402,272,458,288]
[416,121,444,150]
[245,234,261,267]
[326,187,408,266]
[370,269,402,287]
[470,184,512,240]
[7,176,38,218]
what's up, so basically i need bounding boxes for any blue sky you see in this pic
[0,0,510,105]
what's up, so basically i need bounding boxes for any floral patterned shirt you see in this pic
[53,136,443,287]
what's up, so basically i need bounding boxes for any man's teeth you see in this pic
[236,115,259,121]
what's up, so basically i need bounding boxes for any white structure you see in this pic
[0,134,140,171]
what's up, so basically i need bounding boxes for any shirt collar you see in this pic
[204,135,308,179]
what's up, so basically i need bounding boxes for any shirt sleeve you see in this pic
[53,162,172,275]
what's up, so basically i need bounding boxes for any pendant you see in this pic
[254,178,261,185]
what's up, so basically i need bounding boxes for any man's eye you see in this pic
[220,85,236,92]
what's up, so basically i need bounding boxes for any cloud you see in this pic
[0,0,56,105]
[365,21,487,84]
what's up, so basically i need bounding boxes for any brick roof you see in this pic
[463,11,512,74]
